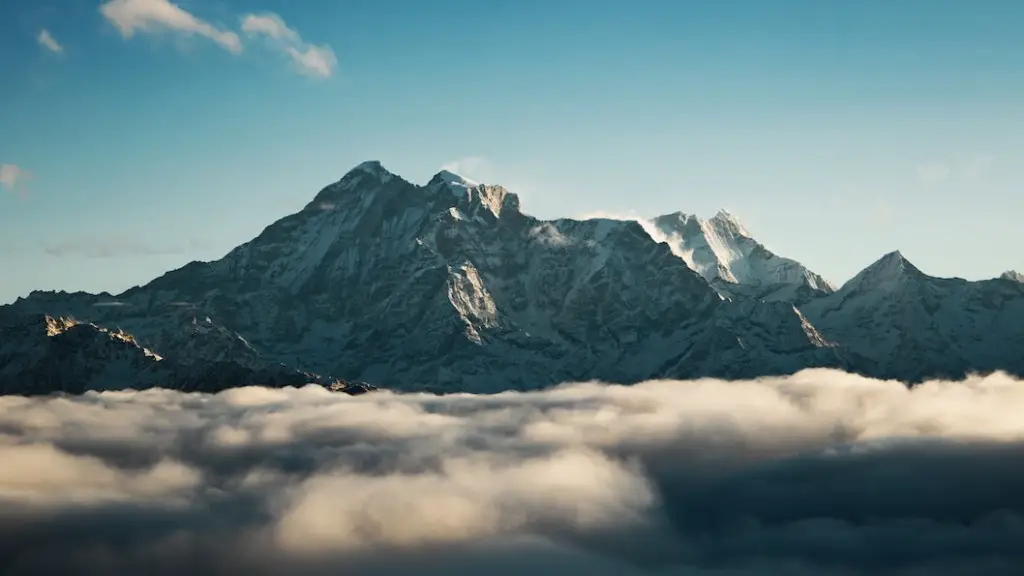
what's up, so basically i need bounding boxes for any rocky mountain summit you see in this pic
[3,161,1022,395]
[1000,270,1024,283]
[801,251,1024,381]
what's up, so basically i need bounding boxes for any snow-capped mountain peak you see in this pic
[434,169,479,188]
[709,208,751,237]
[353,160,394,178]
[840,250,922,293]
[303,160,403,211]
[649,210,833,304]
[426,169,520,218]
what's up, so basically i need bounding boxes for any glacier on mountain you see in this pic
[649,209,835,304]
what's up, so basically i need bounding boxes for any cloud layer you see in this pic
[97,1,336,78]
[241,13,336,78]
[3,369,1024,575]
[0,163,31,197]
[100,0,242,54]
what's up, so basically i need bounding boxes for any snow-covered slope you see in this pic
[2,161,843,393]
[801,251,1024,381]
[4,161,1023,393]
[651,210,834,304]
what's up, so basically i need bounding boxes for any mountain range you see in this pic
[3,160,1023,395]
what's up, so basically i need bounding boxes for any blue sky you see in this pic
[2,0,1023,304]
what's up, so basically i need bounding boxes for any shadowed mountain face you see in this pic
[3,162,1023,394]
[0,314,375,396]
[800,251,1024,381]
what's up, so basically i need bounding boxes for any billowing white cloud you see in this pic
[37,29,63,53]
[99,0,242,54]
[0,163,31,197]
[241,13,336,78]
[4,369,1024,574]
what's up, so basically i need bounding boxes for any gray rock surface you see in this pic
[1000,270,1024,283]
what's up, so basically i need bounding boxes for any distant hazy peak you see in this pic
[1000,270,1024,283]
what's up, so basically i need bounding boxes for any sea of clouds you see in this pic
[3,368,1024,575]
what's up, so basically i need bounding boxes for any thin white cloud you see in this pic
[440,156,496,184]
[4,370,1024,573]
[962,153,994,179]
[241,13,336,78]
[240,13,298,42]
[0,163,31,197]
[917,163,951,185]
[573,209,643,221]
[99,0,242,54]
[570,209,671,247]
[37,29,63,53]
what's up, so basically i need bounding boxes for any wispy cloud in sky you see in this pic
[918,153,996,185]
[37,29,63,53]
[962,153,994,180]
[0,164,31,197]
[440,156,496,184]
[241,13,336,78]
[99,0,243,54]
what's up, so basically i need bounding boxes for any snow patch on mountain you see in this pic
[435,168,479,188]
[649,210,834,304]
